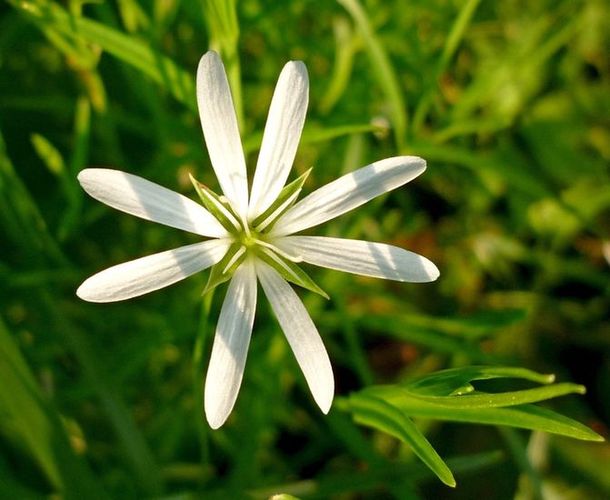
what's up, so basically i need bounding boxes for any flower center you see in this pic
[237,228,261,259]
[233,226,299,263]
[238,226,259,248]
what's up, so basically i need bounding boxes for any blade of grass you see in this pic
[350,394,456,487]
[202,0,243,127]
[11,0,196,111]
[0,131,67,266]
[37,290,163,495]
[413,0,482,133]
[319,16,360,114]
[0,316,107,497]
[405,366,556,396]
[389,398,603,441]
[59,95,90,241]
[338,0,407,149]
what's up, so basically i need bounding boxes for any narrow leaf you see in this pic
[349,393,456,487]
[372,392,604,442]
[338,0,407,148]
[377,383,586,409]
[406,366,556,397]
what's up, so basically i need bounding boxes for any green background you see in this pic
[1,0,608,498]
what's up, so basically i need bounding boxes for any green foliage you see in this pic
[0,317,105,498]
[1,0,608,498]
[346,366,602,484]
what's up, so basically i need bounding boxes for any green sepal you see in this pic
[257,248,329,299]
[202,243,246,296]
[252,168,312,232]
[189,174,241,233]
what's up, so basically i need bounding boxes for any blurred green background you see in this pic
[1,0,609,498]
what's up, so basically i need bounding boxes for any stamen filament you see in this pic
[211,196,242,232]
[240,213,252,238]
[255,239,303,263]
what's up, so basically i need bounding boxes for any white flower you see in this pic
[77,51,439,429]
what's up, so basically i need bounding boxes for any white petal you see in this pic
[77,240,230,302]
[197,51,249,217]
[204,260,257,429]
[78,169,227,238]
[271,156,426,236]
[248,61,308,220]
[256,260,334,413]
[277,236,439,282]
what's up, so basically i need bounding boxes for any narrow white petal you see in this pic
[197,51,249,217]
[78,169,227,238]
[256,260,334,413]
[277,236,440,282]
[248,61,308,220]
[205,260,257,429]
[271,156,426,236]
[77,240,230,302]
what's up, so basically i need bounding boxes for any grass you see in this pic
[0,0,609,498]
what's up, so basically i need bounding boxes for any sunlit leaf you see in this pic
[405,366,555,397]
[349,393,456,487]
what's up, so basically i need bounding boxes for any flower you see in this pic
[77,51,439,429]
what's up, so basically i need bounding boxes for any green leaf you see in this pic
[252,168,312,232]
[0,131,67,265]
[373,383,586,410]
[58,94,90,241]
[354,377,603,442]
[344,366,603,485]
[319,17,358,114]
[405,366,556,397]
[408,403,603,442]
[338,0,407,148]
[257,249,329,299]
[349,393,456,487]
